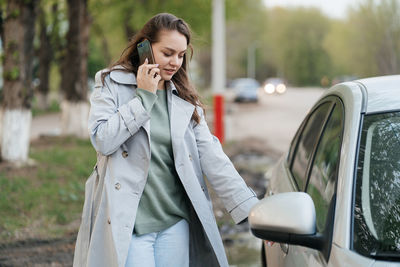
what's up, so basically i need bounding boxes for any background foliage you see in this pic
[0,0,398,95]
[86,0,400,87]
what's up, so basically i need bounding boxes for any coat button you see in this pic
[189,154,193,161]
[122,151,128,158]
[108,218,111,224]
[115,183,121,190]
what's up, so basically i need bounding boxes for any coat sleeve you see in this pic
[88,70,150,155]
[193,109,259,224]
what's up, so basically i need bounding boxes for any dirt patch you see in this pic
[0,162,38,180]
[0,234,76,267]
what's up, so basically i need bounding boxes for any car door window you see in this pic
[291,102,332,191]
[306,103,343,232]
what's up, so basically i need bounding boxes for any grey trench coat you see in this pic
[73,67,259,267]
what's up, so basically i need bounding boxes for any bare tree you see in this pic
[1,0,37,164]
[36,2,59,110]
[60,0,91,138]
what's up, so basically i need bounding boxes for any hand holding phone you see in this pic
[136,39,160,93]
[136,58,161,94]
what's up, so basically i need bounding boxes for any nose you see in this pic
[170,55,179,67]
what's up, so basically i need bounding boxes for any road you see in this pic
[225,87,325,155]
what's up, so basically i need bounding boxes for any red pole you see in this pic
[212,0,225,143]
[214,94,224,143]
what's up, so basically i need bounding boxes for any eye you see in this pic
[163,52,172,57]
[178,54,185,59]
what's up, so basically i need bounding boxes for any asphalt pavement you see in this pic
[225,87,324,155]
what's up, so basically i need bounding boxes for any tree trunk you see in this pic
[1,0,37,164]
[61,0,90,138]
[36,4,53,110]
[0,8,4,46]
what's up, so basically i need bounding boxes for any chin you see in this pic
[162,75,173,81]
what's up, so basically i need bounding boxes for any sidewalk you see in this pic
[30,113,62,140]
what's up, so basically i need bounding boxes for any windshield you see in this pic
[353,111,400,260]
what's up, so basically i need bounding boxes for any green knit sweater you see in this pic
[134,88,189,235]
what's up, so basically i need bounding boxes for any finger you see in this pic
[137,64,144,75]
[139,58,153,69]
[147,64,160,71]
[149,67,160,77]
[155,74,162,83]
[145,65,159,75]
[141,64,157,74]
[138,62,148,72]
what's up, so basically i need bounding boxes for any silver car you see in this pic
[231,78,260,102]
[249,75,400,266]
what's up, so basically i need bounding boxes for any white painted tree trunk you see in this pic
[1,109,32,163]
[61,100,89,138]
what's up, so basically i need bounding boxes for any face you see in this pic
[152,30,188,81]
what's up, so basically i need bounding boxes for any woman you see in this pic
[74,13,258,267]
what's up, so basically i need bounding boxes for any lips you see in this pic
[164,69,176,75]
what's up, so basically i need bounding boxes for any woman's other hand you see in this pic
[137,58,161,94]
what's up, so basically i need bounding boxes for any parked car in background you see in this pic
[231,78,260,102]
[262,77,287,94]
[249,75,400,266]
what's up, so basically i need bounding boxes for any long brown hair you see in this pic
[102,13,204,123]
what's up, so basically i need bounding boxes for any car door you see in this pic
[265,97,344,267]
[265,100,333,266]
[283,98,344,267]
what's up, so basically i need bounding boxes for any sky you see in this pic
[262,0,362,19]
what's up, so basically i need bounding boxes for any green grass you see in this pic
[0,137,96,243]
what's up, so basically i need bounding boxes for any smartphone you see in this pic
[137,39,155,65]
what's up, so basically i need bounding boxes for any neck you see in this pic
[157,80,165,90]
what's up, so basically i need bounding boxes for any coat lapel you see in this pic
[167,82,195,151]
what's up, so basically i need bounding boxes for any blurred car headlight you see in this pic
[264,84,275,94]
[276,84,286,94]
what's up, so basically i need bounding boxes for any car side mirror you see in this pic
[249,192,324,251]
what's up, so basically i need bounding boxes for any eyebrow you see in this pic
[163,47,187,54]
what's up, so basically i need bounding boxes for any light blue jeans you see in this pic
[125,219,189,267]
